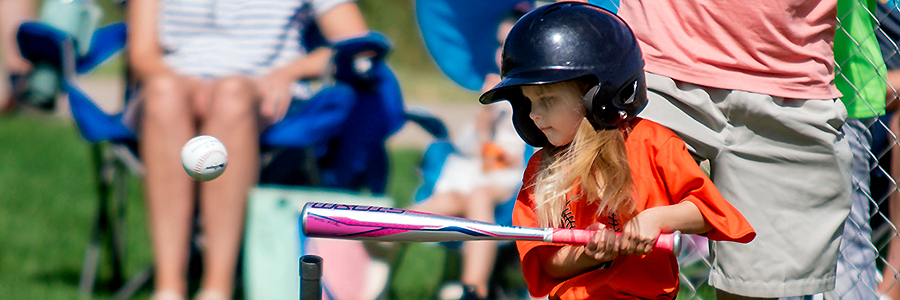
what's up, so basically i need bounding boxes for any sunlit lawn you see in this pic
[0,112,458,300]
[0,113,151,299]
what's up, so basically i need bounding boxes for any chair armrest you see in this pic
[404,107,450,140]
[66,82,136,143]
[331,32,392,84]
[18,21,126,76]
[17,22,75,75]
[76,22,127,74]
[18,22,135,143]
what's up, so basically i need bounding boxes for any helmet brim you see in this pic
[479,68,592,104]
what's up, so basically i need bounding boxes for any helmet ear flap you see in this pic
[620,73,648,121]
[583,82,624,129]
[582,84,602,128]
[583,72,647,129]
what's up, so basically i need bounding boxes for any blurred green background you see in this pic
[0,1,490,299]
[0,114,465,300]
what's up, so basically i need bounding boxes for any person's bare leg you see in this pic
[367,187,468,264]
[880,112,900,300]
[0,0,36,73]
[460,186,508,298]
[196,76,260,298]
[411,191,467,217]
[0,0,36,111]
[141,74,199,296]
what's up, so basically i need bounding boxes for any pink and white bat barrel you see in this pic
[301,202,681,253]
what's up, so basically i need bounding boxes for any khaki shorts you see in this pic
[639,72,853,297]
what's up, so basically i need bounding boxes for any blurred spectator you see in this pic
[618,0,852,298]
[411,5,530,299]
[0,0,36,113]
[127,0,368,299]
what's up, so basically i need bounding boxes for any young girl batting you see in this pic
[478,3,757,299]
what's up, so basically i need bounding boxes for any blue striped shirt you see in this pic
[158,0,351,98]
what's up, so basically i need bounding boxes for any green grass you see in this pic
[0,113,151,299]
[0,113,457,300]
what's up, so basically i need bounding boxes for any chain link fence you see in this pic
[671,0,900,298]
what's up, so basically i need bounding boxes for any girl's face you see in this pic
[521,82,585,146]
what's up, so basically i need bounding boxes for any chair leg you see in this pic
[78,222,103,297]
[79,143,113,297]
[79,143,140,298]
[108,149,129,288]
[110,145,155,300]
[113,266,154,300]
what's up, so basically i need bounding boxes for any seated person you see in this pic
[0,0,36,113]
[410,5,531,299]
[126,0,369,299]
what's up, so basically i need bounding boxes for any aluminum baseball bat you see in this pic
[301,202,681,253]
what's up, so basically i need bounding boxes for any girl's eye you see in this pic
[540,96,554,106]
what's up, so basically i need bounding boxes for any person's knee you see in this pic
[465,189,497,222]
[470,187,507,207]
[210,76,257,118]
[417,191,466,216]
[467,189,492,208]
[142,74,192,120]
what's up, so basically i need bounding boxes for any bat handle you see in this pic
[550,229,682,253]
[655,231,682,253]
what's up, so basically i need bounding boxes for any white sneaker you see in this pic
[438,282,465,300]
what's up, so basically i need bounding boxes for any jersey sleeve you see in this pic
[656,137,756,243]
[512,151,567,297]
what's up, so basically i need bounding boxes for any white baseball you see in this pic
[181,135,228,181]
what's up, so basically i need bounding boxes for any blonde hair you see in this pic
[528,81,635,228]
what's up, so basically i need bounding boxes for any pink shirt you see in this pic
[618,0,841,99]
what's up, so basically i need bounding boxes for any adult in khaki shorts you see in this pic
[618,0,853,298]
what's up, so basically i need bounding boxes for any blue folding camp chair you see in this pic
[17,19,139,299]
[16,8,438,298]
[415,0,619,93]
[411,1,540,298]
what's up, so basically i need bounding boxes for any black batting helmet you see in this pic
[479,1,647,147]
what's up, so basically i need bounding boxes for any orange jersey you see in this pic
[514,118,755,299]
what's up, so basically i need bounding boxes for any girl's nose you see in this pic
[530,105,543,121]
